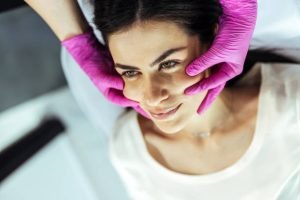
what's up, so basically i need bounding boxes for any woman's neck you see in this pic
[182,89,235,141]
[150,88,236,143]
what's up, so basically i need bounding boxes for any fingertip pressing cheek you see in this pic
[123,85,133,100]
[123,84,141,102]
[183,67,209,88]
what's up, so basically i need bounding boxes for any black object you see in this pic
[0,117,66,183]
[0,1,27,13]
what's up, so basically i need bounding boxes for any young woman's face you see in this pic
[108,20,210,134]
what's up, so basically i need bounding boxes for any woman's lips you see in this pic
[150,103,182,120]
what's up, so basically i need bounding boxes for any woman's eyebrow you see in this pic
[114,46,187,70]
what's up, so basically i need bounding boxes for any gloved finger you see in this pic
[184,64,232,95]
[185,48,223,76]
[100,75,124,90]
[105,89,140,107]
[80,63,124,91]
[196,83,226,115]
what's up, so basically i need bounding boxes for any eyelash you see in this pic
[121,60,180,79]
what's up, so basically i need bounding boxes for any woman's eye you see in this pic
[121,71,139,79]
[121,60,179,79]
[159,60,179,70]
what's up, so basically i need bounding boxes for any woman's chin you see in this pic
[153,120,183,135]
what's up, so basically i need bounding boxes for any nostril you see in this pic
[143,81,170,105]
[145,97,162,106]
[144,92,169,106]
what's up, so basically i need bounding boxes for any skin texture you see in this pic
[107,20,260,174]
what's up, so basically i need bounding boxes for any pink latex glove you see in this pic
[61,31,150,119]
[184,0,257,115]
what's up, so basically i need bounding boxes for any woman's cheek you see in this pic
[123,81,141,101]
[175,67,206,92]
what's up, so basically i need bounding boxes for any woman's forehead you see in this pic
[108,21,199,64]
[108,21,192,50]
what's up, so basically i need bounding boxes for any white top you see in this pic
[108,63,300,200]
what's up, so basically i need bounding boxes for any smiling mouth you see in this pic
[149,103,182,120]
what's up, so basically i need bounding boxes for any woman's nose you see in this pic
[143,80,169,106]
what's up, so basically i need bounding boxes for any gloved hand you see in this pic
[184,0,257,115]
[61,31,150,119]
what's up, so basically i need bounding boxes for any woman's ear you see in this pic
[205,69,211,78]
[214,24,219,35]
